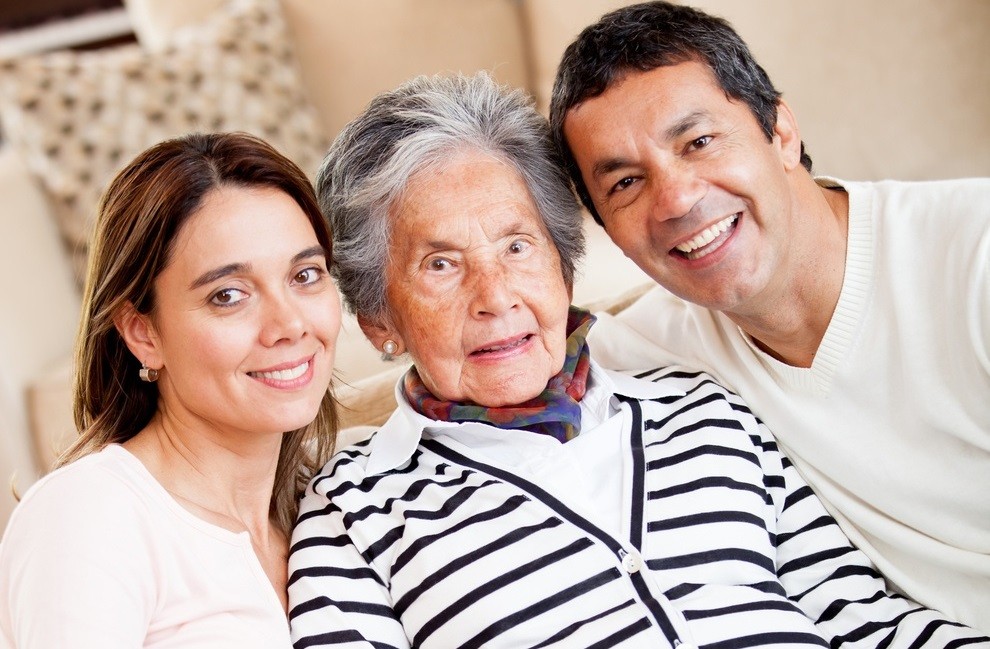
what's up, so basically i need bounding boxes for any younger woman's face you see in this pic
[144,186,340,439]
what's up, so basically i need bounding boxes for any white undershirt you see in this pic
[426,364,630,538]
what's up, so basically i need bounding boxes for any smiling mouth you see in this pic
[471,334,533,356]
[673,214,739,260]
[249,361,310,381]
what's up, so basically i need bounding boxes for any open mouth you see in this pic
[673,214,739,261]
[471,334,533,356]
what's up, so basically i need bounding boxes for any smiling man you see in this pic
[549,0,990,632]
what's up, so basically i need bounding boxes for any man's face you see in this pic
[563,60,804,317]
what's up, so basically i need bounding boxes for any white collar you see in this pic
[365,359,683,475]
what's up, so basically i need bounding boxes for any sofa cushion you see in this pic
[281,0,531,140]
[125,0,531,140]
[26,357,76,471]
[0,145,82,518]
[125,0,226,51]
[0,0,328,283]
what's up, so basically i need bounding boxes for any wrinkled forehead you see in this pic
[391,147,535,219]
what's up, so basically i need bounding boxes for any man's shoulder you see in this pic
[834,177,990,217]
[823,177,990,255]
[819,176,990,192]
[868,178,990,251]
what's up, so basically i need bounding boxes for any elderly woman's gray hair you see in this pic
[315,71,585,321]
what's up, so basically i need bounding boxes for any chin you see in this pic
[267,401,326,434]
[468,377,548,408]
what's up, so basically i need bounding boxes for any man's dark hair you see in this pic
[549,1,813,223]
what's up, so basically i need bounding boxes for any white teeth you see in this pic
[675,215,738,254]
[251,362,308,381]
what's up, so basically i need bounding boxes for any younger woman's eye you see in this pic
[210,287,247,307]
[294,266,326,285]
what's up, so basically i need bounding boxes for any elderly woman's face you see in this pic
[369,150,572,407]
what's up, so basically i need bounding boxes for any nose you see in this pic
[260,291,306,346]
[650,162,705,223]
[468,261,519,318]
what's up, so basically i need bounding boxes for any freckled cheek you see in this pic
[532,292,571,361]
[398,295,462,354]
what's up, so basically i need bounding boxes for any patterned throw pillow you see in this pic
[0,0,329,283]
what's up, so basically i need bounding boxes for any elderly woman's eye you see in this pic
[210,287,247,307]
[427,258,452,271]
[508,240,530,254]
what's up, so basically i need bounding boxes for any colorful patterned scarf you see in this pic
[403,307,595,443]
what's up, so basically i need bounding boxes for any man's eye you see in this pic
[690,135,712,149]
[210,288,247,307]
[610,177,636,194]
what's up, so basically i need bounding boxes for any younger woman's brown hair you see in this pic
[62,131,338,533]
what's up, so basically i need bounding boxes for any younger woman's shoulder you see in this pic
[4,445,158,543]
[0,446,159,645]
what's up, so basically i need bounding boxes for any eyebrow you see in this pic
[591,157,632,180]
[294,245,328,263]
[189,245,327,290]
[590,110,710,181]
[665,110,708,141]
[420,236,468,254]
[419,219,532,252]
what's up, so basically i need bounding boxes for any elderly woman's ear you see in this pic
[357,312,404,357]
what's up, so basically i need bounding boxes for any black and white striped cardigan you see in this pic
[288,366,988,648]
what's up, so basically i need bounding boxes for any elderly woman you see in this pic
[287,74,989,648]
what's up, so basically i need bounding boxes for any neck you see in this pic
[124,408,291,613]
[726,177,849,368]
[124,409,282,537]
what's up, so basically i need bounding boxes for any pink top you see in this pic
[0,444,291,648]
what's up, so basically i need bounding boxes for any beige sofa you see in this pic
[1,0,987,532]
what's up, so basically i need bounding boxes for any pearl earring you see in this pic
[381,339,399,361]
